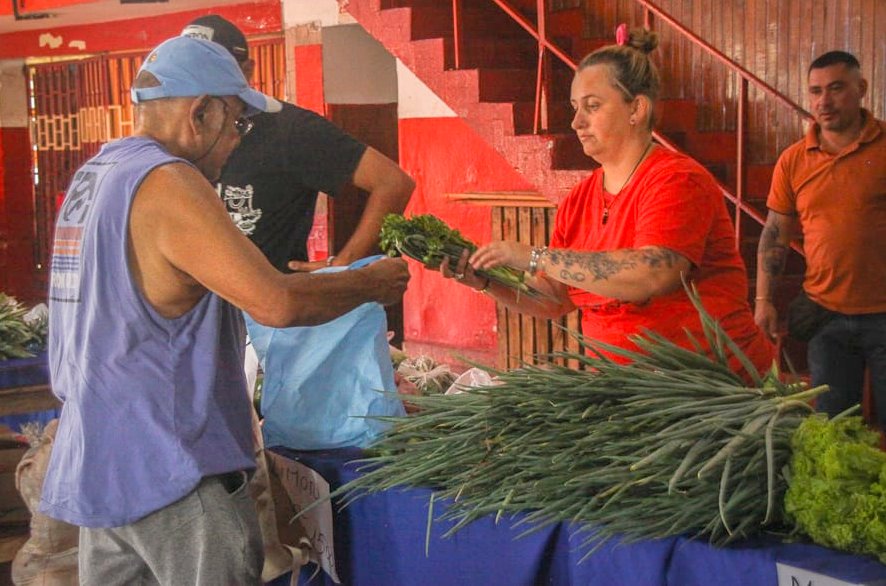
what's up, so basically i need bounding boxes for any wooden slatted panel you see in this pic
[502,207,521,369]
[518,207,535,364]
[29,60,98,289]
[251,39,287,101]
[492,207,509,369]
[532,207,551,358]
[491,204,582,370]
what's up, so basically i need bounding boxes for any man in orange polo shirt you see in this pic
[755,51,885,427]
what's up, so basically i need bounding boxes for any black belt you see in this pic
[212,469,252,494]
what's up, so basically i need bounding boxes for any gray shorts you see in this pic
[79,471,263,586]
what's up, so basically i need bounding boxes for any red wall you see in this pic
[398,116,534,356]
[0,1,281,59]
[0,128,36,300]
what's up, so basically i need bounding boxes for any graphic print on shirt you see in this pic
[50,162,114,303]
[218,183,262,235]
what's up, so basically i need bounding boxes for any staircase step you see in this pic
[442,36,538,70]
[684,131,738,163]
[746,163,775,199]
[381,0,439,8]
[546,7,586,39]
[567,38,609,61]
[408,6,533,41]
[657,129,688,151]
[704,162,732,187]
[657,99,698,133]
[512,99,574,135]
[551,133,595,170]
[477,68,537,102]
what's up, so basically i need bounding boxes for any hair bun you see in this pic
[628,28,659,55]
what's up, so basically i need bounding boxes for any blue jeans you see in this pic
[808,311,886,428]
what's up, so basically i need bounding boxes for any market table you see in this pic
[268,446,886,586]
[0,353,60,431]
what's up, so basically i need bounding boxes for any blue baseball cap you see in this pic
[131,36,281,116]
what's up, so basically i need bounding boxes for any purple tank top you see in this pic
[41,136,254,528]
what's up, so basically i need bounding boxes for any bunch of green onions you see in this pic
[379,214,544,298]
[323,289,828,557]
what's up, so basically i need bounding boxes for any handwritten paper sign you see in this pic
[776,562,886,586]
[267,452,341,584]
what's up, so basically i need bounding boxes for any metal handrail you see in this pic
[448,0,811,242]
[636,0,811,121]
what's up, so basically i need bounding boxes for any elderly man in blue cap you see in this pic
[40,36,409,585]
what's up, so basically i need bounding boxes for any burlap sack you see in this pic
[248,408,311,584]
[12,419,79,586]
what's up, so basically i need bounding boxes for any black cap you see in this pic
[182,15,249,63]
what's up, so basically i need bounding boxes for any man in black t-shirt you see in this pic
[180,16,415,583]
[182,15,414,273]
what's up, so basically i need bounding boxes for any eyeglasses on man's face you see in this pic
[208,96,254,137]
[233,116,254,137]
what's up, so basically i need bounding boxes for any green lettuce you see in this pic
[785,415,886,562]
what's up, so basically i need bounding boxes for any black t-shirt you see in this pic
[216,102,367,272]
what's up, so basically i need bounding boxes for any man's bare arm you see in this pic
[129,163,408,327]
[286,147,413,271]
[754,210,799,337]
[329,147,414,263]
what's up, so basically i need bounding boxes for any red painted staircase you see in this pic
[345,0,590,202]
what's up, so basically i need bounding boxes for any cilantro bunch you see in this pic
[379,214,542,298]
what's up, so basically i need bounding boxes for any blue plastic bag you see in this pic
[247,256,405,449]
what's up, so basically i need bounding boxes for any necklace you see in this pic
[601,141,654,225]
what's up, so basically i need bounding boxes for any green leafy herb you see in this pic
[379,214,543,298]
[0,293,43,360]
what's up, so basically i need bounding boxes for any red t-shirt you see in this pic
[551,147,775,377]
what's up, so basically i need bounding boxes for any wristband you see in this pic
[326,256,336,266]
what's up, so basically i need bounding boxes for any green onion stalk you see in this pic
[302,286,885,562]
[379,214,547,299]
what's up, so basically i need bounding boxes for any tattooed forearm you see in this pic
[759,224,787,277]
[546,249,631,281]
[559,269,586,282]
[636,248,680,269]
[546,247,679,283]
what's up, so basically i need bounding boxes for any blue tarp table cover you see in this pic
[0,352,59,432]
[267,447,886,586]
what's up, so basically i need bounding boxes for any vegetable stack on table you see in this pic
[308,285,885,568]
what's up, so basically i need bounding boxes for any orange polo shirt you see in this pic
[767,110,886,314]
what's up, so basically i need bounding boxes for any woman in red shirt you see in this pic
[448,27,775,377]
